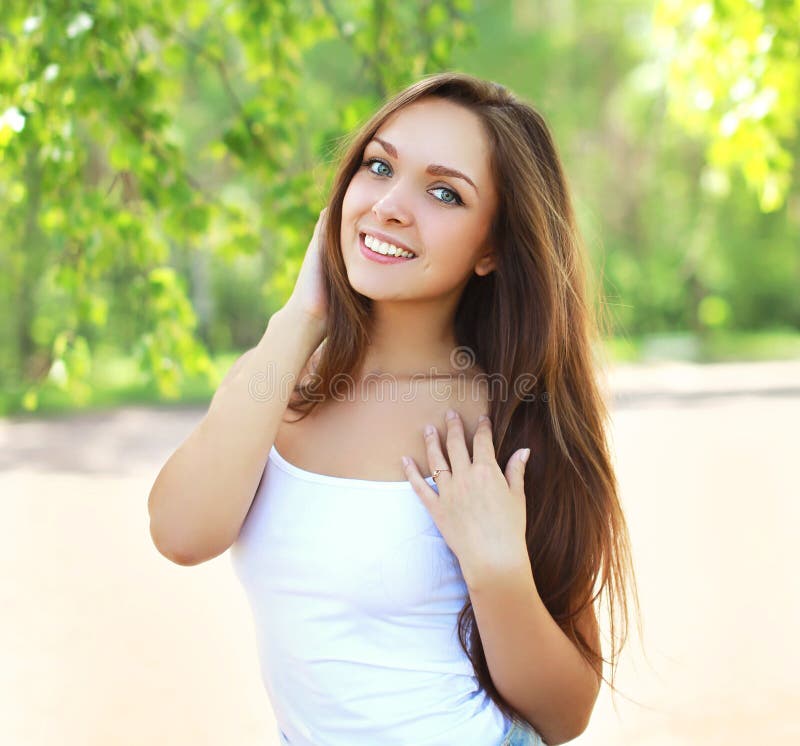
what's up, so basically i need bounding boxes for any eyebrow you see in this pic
[369,136,479,196]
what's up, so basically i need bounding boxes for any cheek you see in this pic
[426,222,483,266]
[341,175,372,214]
[340,182,361,241]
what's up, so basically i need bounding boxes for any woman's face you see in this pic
[340,97,498,302]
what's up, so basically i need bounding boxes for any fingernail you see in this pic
[521,448,531,464]
[402,456,410,467]
[425,424,436,436]
[478,414,489,423]
[446,409,458,420]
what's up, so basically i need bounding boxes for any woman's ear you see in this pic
[473,250,496,277]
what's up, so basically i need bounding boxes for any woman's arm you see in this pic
[465,557,602,745]
[147,306,325,565]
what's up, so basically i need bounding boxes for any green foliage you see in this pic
[1,0,798,416]
[449,0,798,340]
[654,0,800,211]
[0,0,474,412]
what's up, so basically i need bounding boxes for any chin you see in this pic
[344,268,378,298]
[344,267,398,302]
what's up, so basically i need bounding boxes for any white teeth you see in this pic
[364,233,416,259]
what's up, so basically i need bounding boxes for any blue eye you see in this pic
[430,187,459,205]
[362,158,391,177]
[360,158,464,207]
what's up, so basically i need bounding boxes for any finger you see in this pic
[504,448,531,497]
[423,423,452,484]
[443,409,471,472]
[472,414,496,464]
[402,456,440,504]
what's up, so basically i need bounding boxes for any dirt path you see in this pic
[1,360,798,745]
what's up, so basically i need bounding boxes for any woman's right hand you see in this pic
[283,206,330,331]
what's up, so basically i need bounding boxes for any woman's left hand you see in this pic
[402,409,531,586]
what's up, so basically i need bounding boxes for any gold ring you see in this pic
[432,468,450,483]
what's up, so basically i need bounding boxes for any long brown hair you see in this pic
[288,71,640,726]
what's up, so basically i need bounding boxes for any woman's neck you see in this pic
[360,306,462,378]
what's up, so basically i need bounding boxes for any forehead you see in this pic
[371,98,493,191]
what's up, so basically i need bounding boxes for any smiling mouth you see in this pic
[360,232,418,259]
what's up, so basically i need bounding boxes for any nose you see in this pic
[371,188,412,225]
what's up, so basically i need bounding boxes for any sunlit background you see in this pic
[1,1,798,744]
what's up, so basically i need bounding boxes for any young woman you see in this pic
[148,72,639,746]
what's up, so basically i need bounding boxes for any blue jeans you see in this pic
[499,719,546,745]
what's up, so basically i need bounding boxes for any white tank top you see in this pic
[230,444,513,745]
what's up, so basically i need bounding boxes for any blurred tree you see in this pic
[455,0,799,340]
[648,0,800,340]
[653,0,799,212]
[2,0,797,414]
[0,0,474,411]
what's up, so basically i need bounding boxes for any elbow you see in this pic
[540,720,589,746]
[162,550,198,567]
[148,486,227,566]
[149,527,206,566]
[157,543,203,567]
[149,522,191,566]
[148,514,202,567]
[537,692,598,745]
[554,693,599,744]
[149,520,231,566]
[151,536,212,567]
[559,682,600,743]
[570,710,593,742]
[539,724,584,746]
